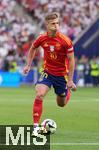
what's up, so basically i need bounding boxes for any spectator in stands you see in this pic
[0,56,3,71]
[83,57,91,86]
[9,60,17,73]
[2,58,10,72]
[90,57,99,86]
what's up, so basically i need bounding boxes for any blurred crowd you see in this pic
[75,56,99,87]
[0,0,37,56]
[0,0,99,86]
[0,0,39,74]
[18,0,99,39]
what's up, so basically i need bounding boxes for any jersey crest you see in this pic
[50,45,55,52]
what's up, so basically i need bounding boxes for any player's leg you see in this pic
[32,71,52,136]
[32,84,50,136]
[56,89,71,107]
[33,83,50,126]
[53,76,71,107]
[56,95,66,107]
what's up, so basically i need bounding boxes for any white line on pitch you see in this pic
[0,143,99,146]
[71,99,99,102]
[50,99,99,102]
[50,142,99,145]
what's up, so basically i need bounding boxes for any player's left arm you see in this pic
[65,35,77,90]
[67,52,75,82]
[67,52,76,90]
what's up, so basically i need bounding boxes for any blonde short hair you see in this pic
[45,12,60,22]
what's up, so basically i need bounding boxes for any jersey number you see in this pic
[50,52,57,59]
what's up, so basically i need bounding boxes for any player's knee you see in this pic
[36,92,45,99]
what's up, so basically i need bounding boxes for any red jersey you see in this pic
[33,31,74,76]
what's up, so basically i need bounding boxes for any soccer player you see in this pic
[23,12,76,136]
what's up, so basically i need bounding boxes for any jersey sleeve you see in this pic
[32,35,42,48]
[66,38,74,54]
[59,33,74,54]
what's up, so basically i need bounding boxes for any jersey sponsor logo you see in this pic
[44,43,48,47]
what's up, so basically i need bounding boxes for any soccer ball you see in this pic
[41,119,57,134]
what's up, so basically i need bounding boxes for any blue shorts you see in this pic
[36,71,68,97]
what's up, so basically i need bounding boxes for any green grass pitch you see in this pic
[0,86,99,150]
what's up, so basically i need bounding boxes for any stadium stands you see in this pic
[0,0,99,86]
[0,0,98,58]
[18,0,98,39]
[0,0,36,56]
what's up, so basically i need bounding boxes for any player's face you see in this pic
[46,18,60,32]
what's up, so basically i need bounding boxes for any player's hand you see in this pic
[67,80,76,91]
[23,65,31,75]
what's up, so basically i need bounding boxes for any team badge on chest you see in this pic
[50,45,54,52]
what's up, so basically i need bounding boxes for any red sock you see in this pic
[33,97,43,125]
[66,89,71,104]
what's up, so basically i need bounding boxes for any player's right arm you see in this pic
[23,35,42,75]
[23,44,36,75]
